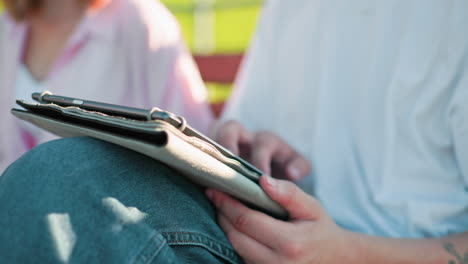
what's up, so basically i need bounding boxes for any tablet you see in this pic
[31,92,264,178]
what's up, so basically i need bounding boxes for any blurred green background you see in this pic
[161,0,261,54]
[160,0,261,107]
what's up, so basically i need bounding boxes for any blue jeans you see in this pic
[0,137,242,264]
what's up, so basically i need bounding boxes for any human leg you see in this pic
[0,137,241,263]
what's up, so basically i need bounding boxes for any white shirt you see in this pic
[13,65,47,148]
[15,65,46,103]
[0,0,213,173]
[222,0,468,238]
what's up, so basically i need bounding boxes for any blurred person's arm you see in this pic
[120,0,214,134]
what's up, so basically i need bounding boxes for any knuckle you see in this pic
[252,133,278,154]
[218,120,240,135]
[255,131,277,143]
[224,120,241,129]
[232,213,250,231]
[278,240,304,260]
[215,121,244,149]
[296,156,312,173]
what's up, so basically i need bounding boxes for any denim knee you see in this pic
[0,137,241,263]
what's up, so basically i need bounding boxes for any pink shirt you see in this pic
[0,0,213,172]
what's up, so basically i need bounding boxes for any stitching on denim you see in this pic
[169,241,240,264]
[131,233,166,264]
[162,231,232,248]
[162,231,234,251]
[142,239,167,264]
[131,233,160,264]
[162,231,242,264]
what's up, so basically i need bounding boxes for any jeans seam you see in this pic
[162,231,241,264]
[131,232,167,264]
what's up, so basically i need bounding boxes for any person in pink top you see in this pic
[0,0,214,173]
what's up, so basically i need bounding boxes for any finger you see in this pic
[284,154,311,181]
[270,143,295,178]
[250,132,311,179]
[250,147,274,176]
[218,214,275,264]
[207,189,291,248]
[260,175,323,220]
[270,146,310,181]
[214,120,252,155]
[250,132,281,175]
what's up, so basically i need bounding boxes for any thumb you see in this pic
[260,175,323,221]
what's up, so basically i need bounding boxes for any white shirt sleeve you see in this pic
[120,0,214,133]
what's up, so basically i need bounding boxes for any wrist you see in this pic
[343,232,462,264]
[343,230,368,264]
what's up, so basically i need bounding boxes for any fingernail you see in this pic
[288,166,301,180]
[265,175,277,187]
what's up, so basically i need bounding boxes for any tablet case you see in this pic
[11,99,287,219]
